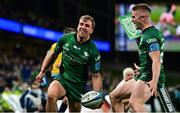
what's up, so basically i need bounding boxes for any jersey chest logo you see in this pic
[84,51,89,57]
[63,43,70,51]
[73,45,81,50]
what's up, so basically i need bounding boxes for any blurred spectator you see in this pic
[158,4,177,37]
[160,4,176,26]
[20,81,47,112]
[176,25,180,36]
[102,71,110,91]
[20,59,32,82]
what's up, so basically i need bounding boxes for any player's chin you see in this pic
[79,34,88,38]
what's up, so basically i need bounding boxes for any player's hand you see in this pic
[101,100,111,112]
[36,71,45,83]
[147,80,158,97]
[134,63,140,76]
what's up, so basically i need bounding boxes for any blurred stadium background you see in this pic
[0,0,180,112]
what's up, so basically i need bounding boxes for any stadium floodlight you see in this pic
[0,18,21,33]
[0,18,110,52]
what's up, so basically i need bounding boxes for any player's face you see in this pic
[125,73,134,81]
[131,10,142,29]
[77,19,93,38]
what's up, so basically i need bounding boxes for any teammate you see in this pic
[36,15,103,112]
[110,4,168,112]
[45,27,76,112]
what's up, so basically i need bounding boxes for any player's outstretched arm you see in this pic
[36,51,58,82]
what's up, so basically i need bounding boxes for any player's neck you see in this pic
[142,24,152,31]
[77,35,90,44]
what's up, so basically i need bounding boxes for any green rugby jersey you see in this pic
[54,32,101,83]
[138,26,165,78]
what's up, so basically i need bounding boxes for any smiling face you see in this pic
[77,19,94,39]
[131,4,151,30]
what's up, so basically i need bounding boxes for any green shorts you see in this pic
[134,67,166,89]
[55,76,85,102]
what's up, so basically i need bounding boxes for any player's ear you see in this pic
[90,28,94,34]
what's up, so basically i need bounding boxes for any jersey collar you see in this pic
[142,26,154,33]
[74,33,91,45]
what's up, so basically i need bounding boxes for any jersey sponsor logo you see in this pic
[82,51,89,59]
[95,62,101,70]
[146,38,157,44]
[84,51,89,57]
[73,45,81,50]
[149,43,160,52]
[159,85,175,112]
[64,53,85,64]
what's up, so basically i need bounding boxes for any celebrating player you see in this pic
[36,15,103,112]
[110,3,169,112]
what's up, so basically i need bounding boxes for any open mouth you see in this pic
[80,28,87,34]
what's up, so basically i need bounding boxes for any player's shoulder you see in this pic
[142,27,164,44]
[88,40,99,53]
[63,32,76,38]
[148,26,161,35]
[59,32,76,43]
[143,26,161,39]
[88,40,97,48]
[150,27,160,34]
[88,41,100,58]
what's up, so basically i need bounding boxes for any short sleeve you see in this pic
[143,36,160,52]
[54,34,71,55]
[90,45,101,73]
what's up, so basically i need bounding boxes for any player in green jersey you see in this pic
[110,4,175,112]
[36,15,103,112]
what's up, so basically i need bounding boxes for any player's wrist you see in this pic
[40,69,46,73]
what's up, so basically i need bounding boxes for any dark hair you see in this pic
[63,27,76,34]
[80,15,95,29]
[132,3,151,13]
